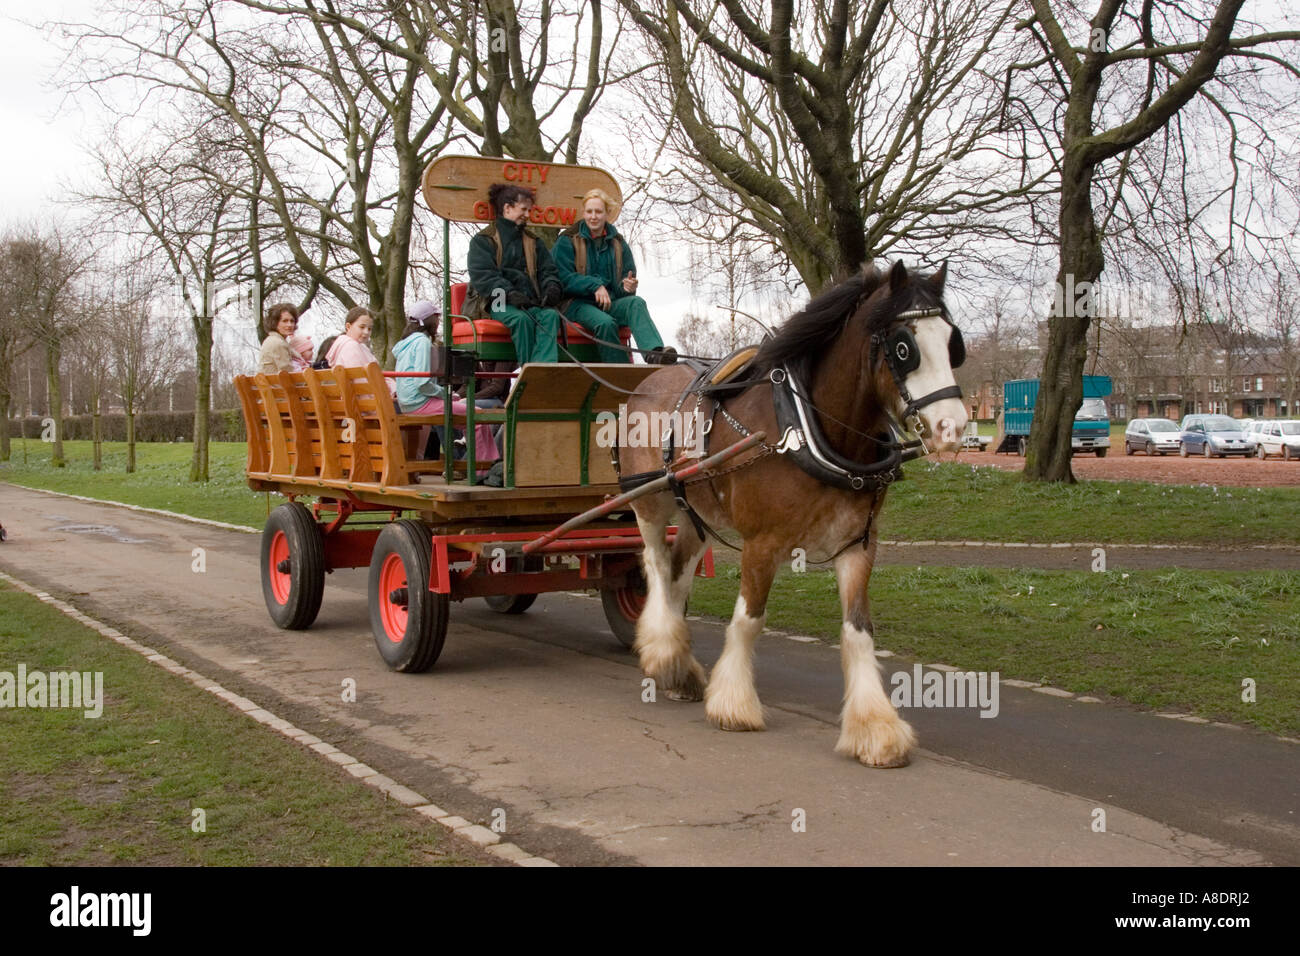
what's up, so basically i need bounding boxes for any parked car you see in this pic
[1124,418,1181,455]
[1178,414,1255,457]
[1254,420,1300,460]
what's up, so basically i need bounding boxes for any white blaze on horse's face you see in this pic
[902,316,967,452]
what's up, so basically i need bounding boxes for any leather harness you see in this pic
[614,306,966,555]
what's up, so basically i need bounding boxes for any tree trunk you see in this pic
[46,340,65,467]
[190,318,213,481]
[126,408,136,474]
[0,391,10,462]
[92,391,102,471]
[1024,151,1104,482]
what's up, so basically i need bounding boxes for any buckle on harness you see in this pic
[775,426,805,455]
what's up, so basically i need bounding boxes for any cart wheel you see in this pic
[602,568,648,649]
[260,503,325,630]
[1095,448,1107,457]
[484,556,542,614]
[368,520,447,673]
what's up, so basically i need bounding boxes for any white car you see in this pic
[1124,418,1181,455]
[1254,420,1300,460]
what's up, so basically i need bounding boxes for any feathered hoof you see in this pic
[663,660,707,701]
[835,714,916,768]
[705,683,765,732]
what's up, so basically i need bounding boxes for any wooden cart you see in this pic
[234,360,717,671]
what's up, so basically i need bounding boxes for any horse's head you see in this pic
[866,261,968,454]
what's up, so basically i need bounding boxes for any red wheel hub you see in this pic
[268,530,291,605]
[379,553,409,642]
[615,585,646,620]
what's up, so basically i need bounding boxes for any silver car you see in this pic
[1125,418,1181,456]
[1254,420,1300,460]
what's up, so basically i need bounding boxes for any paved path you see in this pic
[1,484,1295,865]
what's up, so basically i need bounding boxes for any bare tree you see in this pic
[0,237,40,461]
[617,0,1051,292]
[108,268,185,473]
[1,228,88,467]
[1015,0,1300,480]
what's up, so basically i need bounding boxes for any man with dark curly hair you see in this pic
[465,183,563,364]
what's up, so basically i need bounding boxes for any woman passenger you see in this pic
[257,302,299,375]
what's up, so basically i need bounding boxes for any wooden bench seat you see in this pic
[235,364,493,489]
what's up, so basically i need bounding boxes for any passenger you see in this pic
[393,300,498,463]
[465,183,564,364]
[256,302,299,375]
[553,189,676,365]
[326,305,396,397]
[287,332,314,372]
[313,335,338,369]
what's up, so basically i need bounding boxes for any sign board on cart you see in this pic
[421,154,623,226]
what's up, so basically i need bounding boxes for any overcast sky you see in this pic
[0,0,711,360]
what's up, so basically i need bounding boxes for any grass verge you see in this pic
[689,561,1299,737]
[5,440,1299,545]
[1,440,272,529]
[883,458,1300,546]
[0,583,480,865]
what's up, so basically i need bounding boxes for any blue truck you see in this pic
[997,376,1113,457]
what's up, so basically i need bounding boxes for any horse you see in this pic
[617,260,968,768]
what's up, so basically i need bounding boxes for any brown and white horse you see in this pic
[619,261,967,767]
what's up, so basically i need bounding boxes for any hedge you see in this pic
[8,409,246,443]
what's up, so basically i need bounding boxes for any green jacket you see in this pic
[553,221,638,303]
[466,218,561,307]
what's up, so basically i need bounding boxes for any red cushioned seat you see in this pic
[447,282,633,362]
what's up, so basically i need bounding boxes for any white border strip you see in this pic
[0,569,559,867]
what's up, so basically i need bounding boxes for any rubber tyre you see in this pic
[1146,441,1155,456]
[260,502,325,630]
[1179,443,1188,458]
[1285,446,1293,461]
[602,567,648,650]
[1017,436,1027,457]
[1203,442,1212,458]
[1257,445,1267,460]
[368,520,448,673]
[484,556,543,614]
[1125,442,1134,455]
[1095,448,1107,457]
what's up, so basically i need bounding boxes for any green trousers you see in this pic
[564,295,664,364]
[490,304,562,363]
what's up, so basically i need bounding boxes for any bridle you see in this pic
[869,305,966,441]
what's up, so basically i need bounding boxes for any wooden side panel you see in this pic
[305,368,343,481]
[335,368,374,484]
[234,375,269,476]
[254,373,291,476]
[513,421,582,486]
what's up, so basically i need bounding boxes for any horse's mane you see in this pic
[751,263,943,380]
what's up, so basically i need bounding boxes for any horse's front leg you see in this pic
[705,542,779,731]
[833,545,915,768]
[633,509,709,700]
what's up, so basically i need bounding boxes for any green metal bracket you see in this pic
[578,380,599,486]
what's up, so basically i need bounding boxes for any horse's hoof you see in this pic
[836,717,915,768]
[705,694,765,732]
[665,688,702,702]
[711,713,766,732]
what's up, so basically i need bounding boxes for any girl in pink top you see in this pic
[327,306,395,397]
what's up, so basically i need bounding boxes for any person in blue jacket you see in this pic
[553,189,676,365]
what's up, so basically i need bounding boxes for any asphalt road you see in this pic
[1,483,1296,866]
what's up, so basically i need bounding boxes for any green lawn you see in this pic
[5,438,1299,546]
[689,561,1300,737]
[882,457,1299,546]
[1,440,271,529]
[0,584,481,865]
